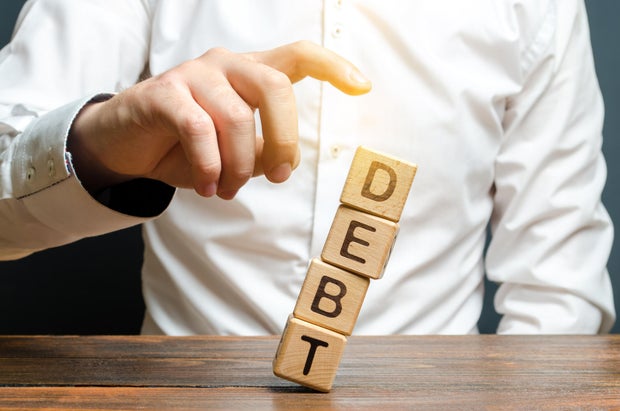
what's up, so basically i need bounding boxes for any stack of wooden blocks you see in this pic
[273,146,417,392]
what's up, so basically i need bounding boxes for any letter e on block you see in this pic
[322,205,399,279]
[294,258,370,335]
[273,316,347,392]
[340,146,417,222]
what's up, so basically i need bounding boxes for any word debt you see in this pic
[273,146,417,392]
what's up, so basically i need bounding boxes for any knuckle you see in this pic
[289,40,317,66]
[202,47,231,60]
[179,112,214,136]
[291,40,314,55]
[227,166,253,184]
[154,70,185,90]
[223,103,255,128]
[260,69,292,92]
[264,137,298,161]
[194,160,221,179]
[274,138,298,153]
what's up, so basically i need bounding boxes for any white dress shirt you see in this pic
[0,0,615,335]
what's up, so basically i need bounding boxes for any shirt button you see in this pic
[330,145,342,158]
[47,159,56,177]
[26,166,36,181]
[332,24,343,38]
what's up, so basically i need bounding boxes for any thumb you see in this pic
[247,40,372,96]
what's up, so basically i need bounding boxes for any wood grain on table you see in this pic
[0,335,618,410]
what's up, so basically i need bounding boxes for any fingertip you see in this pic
[197,182,218,197]
[349,68,371,86]
[267,162,292,183]
[345,69,372,95]
[217,188,239,200]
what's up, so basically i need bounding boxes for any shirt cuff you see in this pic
[495,285,610,334]
[11,95,175,238]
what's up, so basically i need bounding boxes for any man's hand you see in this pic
[68,41,371,199]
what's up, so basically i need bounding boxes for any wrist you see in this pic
[67,96,131,194]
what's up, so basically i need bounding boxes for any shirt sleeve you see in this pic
[0,0,174,260]
[486,0,615,333]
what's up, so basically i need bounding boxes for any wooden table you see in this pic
[0,335,618,410]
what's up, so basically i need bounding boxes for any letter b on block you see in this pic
[294,259,370,335]
[340,146,417,222]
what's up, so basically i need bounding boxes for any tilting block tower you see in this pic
[273,146,417,392]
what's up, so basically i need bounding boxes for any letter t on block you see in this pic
[340,146,417,222]
[273,316,347,392]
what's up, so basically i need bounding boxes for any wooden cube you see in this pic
[322,205,399,279]
[273,316,347,392]
[294,258,370,336]
[340,146,417,222]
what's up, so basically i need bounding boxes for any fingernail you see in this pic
[202,182,217,197]
[218,189,238,200]
[349,68,371,85]
[269,163,292,183]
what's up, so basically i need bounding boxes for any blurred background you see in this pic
[0,1,618,334]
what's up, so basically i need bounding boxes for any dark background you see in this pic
[1,1,618,334]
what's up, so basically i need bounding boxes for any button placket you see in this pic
[321,0,348,159]
[330,0,345,38]
[331,23,343,38]
[330,144,342,159]
[311,0,354,256]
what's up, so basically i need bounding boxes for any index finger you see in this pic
[247,40,372,96]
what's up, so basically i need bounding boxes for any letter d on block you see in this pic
[340,146,417,222]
